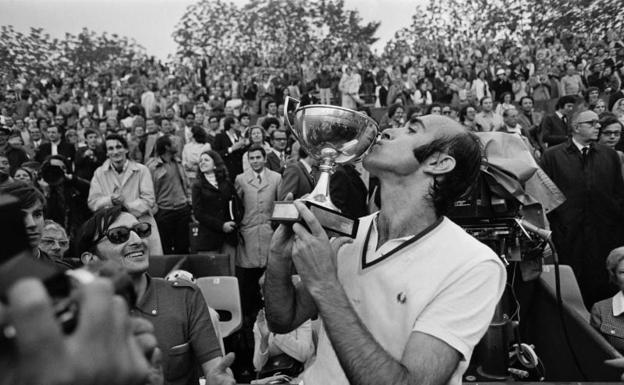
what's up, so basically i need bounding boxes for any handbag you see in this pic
[257,353,304,379]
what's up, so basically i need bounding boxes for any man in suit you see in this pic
[214,116,246,178]
[265,129,288,174]
[516,96,544,152]
[35,125,75,168]
[234,144,282,322]
[74,129,106,181]
[540,95,576,148]
[24,126,44,158]
[278,145,316,200]
[540,110,624,307]
[91,94,111,123]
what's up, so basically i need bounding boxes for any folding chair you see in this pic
[196,276,242,338]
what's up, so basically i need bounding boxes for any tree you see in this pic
[172,0,380,66]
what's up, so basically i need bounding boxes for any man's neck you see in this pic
[376,177,438,245]
[161,152,173,162]
[112,159,127,172]
[132,273,149,303]
[51,139,61,145]
[572,135,591,147]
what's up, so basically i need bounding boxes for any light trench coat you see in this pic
[234,168,282,268]
[88,159,163,255]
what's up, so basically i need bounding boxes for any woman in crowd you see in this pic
[591,99,608,115]
[182,126,212,187]
[11,167,35,185]
[242,126,271,174]
[459,105,481,132]
[612,98,624,125]
[379,103,405,129]
[591,246,624,354]
[495,92,515,116]
[411,79,433,107]
[191,150,239,254]
[597,113,624,178]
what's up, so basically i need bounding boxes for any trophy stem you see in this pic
[305,158,339,211]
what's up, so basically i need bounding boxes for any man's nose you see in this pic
[23,214,35,228]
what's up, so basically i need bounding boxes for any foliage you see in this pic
[0,26,146,78]
[172,0,380,66]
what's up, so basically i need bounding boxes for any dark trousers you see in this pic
[154,204,191,255]
[235,266,265,321]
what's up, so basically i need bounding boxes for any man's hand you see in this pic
[290,200,352,295]
[231,140,245,151]
[111,194,125,206]
[269,193,295,262]
[204,353,236,385]
[222,221,237,233]
[4,278,151,385]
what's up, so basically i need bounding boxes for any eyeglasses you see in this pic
[41,238,69,248]
[442,110,452,115]
[578,120,600,126]
[95,222,152,245]
[602,130,621,137]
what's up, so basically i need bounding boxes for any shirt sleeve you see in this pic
[187,286,223,364]
[412,260,506,360]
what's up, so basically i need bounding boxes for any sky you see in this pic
[0,0,420,60]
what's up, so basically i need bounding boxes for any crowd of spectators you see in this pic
[2,27,624,383]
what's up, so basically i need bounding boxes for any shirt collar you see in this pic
[571,137,589,153]
[613,291,624,316]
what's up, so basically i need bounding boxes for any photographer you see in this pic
[40,155,91,240]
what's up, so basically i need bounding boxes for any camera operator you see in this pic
[40,155,91,240]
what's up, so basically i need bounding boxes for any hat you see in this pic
[496,68,506,76]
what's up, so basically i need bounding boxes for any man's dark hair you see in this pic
[84,129,99,138]
[183,111,195,120]
[413,132,483,216]
[105,134,128,149]
[223,116,236,131]
[75,205,125,256]
[298,144,309,159]
[387,103,403,119]
[155,135,172,156]
[239,112,250,120]
[270,129,287,141]
[556,95,577,110]
[248,144,266,158]
[479,96,492,106]
[0,181,46,210]
[36,118,48,129]
[427,104,442,114]
[191,126,208,144]
[199,150,229,182]
[261,117,281,131]
[519,96,534,105]
[598,112,624,134]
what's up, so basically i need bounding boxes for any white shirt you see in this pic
[51,141,60,156]
[571,137,589,153]
[303,214,506,385]
[613,291,624,316]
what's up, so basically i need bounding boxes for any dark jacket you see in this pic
[213,132,245,178]
[330,164,368,219]
[45,176,91,238]
[35,140,76,167]
[540,140,624,306]
[265,150,285,174]
[191,175,241,251]
[74,145,106,181]
[540,113,569,148]
[278,160,315,200]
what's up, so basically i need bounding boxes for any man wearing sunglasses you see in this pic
[77,206,236,385]
[541,110,624,307]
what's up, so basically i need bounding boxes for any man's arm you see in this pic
[289,201,505,385]
[264,222,318,334]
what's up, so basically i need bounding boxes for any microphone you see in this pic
[515,218,552,241]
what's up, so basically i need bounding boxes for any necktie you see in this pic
[562,115,568,125]
[257,174,262,184]
[581,147,589,162]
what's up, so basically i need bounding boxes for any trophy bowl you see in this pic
[271,97,379,237]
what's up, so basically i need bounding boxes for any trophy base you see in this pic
[272,200,359,238]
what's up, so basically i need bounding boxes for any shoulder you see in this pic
[266,169,281,181]
[152,277,200,294]
[591,297,612,316]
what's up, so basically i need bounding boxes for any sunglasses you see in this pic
[96,222,152,244]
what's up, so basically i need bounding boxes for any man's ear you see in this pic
[80,251,101,266]
[422,152,456,176]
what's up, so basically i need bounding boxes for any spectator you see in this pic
[597,113,624,178]
[147,135,192,254]
[540,110,624,307]
[591,247,624,354]
[75,129,106,180]
[494,92,515,116]
[474,96,504,132]
[265,129,288,174]
[278,145,316,200]
[379,103,405,130]
[516,96,544,152]
[459,105,480,132]
[182,125,212,186]
[242,126,271,174]
[1,130,29,174]
[491,68,513,102]
[35,125,76,167]
[77,206,235,385]
[540,95,576,148]
[339,65,362,109]
[11,166,35,185]
[317,65,333,105]
[214,116,246,178]
[234,144,282,322]
[560,62,585,97]
[39,219,71,265]
[191,150,241,254]
[88,134,163,255]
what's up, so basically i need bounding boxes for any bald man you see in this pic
[264,116,506,385]
[541,110,624,307]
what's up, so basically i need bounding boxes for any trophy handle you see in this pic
[284,96,301,141]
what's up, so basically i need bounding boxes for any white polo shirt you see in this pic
[302,213,506,385]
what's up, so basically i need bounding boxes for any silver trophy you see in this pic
[271,96,379,237]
